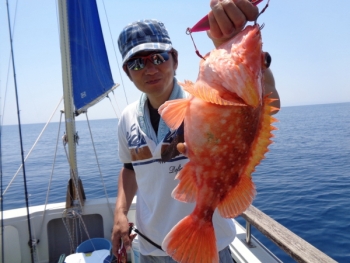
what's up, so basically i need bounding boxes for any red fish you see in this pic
[158,24,278,263]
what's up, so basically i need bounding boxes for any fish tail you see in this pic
[162,214,218,263]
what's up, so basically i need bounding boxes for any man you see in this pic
[112,1,280,262]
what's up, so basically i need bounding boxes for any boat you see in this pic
[0,1,338,262]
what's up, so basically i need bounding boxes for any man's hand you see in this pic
[111,212,136,257]
[208,0,259,47]
[177,142,187,157]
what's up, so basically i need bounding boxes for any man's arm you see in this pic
[111,167,138,255]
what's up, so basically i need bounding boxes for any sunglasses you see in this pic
[125,51,173,71]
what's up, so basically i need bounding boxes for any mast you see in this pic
[58,0,85,208]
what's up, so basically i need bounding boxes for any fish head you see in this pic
[197,24,265,108]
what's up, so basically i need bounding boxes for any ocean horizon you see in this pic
[1,102,349,262]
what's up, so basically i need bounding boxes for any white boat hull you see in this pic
[0,198,279,263]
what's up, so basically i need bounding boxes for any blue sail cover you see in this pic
[67,0,116,113]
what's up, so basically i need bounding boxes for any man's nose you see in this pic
[144,60,158,74]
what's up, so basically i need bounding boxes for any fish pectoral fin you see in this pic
[158,98,189,130]
[162,214,218,263]
[217,175,256,218]
[172,163,197,203]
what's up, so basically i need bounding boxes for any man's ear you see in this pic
[171,49,179,70]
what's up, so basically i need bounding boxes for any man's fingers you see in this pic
[222,0,247,32]
[210,1,236,38]
[177,142,187,156]
[208,0,259,40]
[111,233,121,256]
[121,234,132,251]
[217,0,246,35]
[233,0,259,21]
[130,233,137,243]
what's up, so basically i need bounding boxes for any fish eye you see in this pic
[264,52,271,68]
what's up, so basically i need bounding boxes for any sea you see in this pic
[1,102,349,263]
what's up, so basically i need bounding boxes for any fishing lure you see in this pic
[187,0,269,59]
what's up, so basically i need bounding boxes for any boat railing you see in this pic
[241,205,337,263]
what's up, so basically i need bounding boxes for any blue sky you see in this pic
[1,0,349,125]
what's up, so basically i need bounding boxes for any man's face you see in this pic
[125,50,178,107]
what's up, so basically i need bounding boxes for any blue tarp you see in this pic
[67,0,115,113]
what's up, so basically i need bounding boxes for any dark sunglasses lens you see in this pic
[152,52,170,65]
[127,52,171,71]
[127,59,144,71]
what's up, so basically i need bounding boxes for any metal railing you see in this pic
[241,205,337,263]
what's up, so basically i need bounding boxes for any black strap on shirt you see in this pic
[130,225,163,251]
[147,99,160,136]
[124,163,134,170]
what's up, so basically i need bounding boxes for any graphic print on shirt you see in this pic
[127,123,152,161]
[161,122,185,162]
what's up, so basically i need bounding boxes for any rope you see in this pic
[62,209,77,253]
[101,0,129,105]
[2,97,63,195]
[62,208,95,254]
[36,111,64,241]
[85,113,114,218]
[107,95,120,119]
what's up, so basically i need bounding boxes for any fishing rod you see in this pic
[0,57,4,263]
[5,1,35,263]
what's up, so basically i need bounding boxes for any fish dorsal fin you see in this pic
[158,98,190,130]
[179,80,246,106]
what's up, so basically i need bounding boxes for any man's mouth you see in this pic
[146,78,161,84]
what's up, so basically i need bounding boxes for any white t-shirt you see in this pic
[118,81,235,256]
